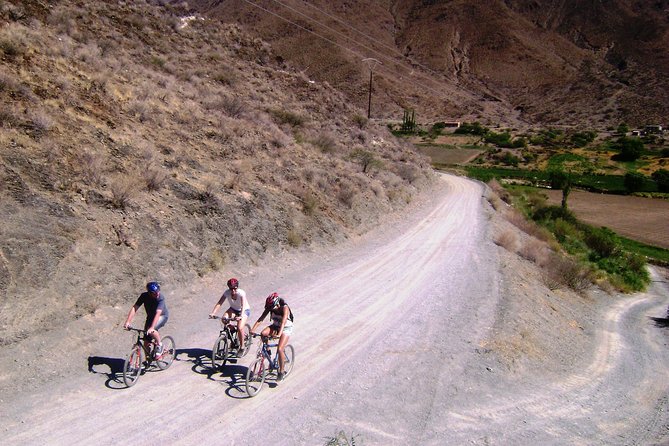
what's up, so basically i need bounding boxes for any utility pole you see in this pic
[362,58,381,119]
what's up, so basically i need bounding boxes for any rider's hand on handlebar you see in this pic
[123,323,130,330]
[208,314,216,319]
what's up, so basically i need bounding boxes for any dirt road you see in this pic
[2,174,669,445]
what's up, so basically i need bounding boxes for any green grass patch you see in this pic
[618,237,669,265]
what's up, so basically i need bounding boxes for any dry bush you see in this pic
[109,175,140,209]
[312,133,337,154]
[542,253,592,292]
[300,192,319,216]
[519,238,550,265]
[145,168,167,192]
[494,229,519,252]
[268,108,306,127]
[212,70,237,86]
[29,111,54,137]
[395,163,420,183]
[352,114,368,129]
[486,191,503,211]
[487,178,511,204]
[505,208,552,242]
[126,99,151,123]
[79,152,106,186]
[337,182,356,208]
[286,229,302,247]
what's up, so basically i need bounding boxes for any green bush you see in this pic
[455,121,487,136]
[611,136,644,161]
[584,226,619,259]
[652,169,669,192]
[624,171,646,193]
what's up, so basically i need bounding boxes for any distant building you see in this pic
[644,125,664,134]
[442,121,461,128]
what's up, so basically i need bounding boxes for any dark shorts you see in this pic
[229,308,251,318]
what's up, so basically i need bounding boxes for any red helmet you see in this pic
[227,278,239,289]
[265,292,280,309]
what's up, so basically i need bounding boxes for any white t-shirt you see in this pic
[222,288,249,312]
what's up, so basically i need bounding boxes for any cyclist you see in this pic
[123,281,169,357]
[251,292,293,382]
[209,278,251,353]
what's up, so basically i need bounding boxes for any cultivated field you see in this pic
[544,190,669,249]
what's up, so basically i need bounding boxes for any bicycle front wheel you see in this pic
[283,344,295,377]
[211,334,229,370]
[245,357,268,397]
[123,346,145,387]
[156,336,176,370]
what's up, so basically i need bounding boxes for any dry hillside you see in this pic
[190,0,669,129]
[0,0,433,345]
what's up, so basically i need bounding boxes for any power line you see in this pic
[238,0,474,106]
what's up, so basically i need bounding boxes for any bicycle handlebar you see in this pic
[209,315,240,322]
[124,326,145,334]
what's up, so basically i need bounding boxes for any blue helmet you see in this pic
[146,282,160,292]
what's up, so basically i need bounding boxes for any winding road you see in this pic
[2,174,669,445]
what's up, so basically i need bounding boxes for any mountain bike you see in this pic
[245,333,295,397]
[122,327,176,387]
[209,315,252,370]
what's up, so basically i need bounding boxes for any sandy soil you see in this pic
[2,174,669,445]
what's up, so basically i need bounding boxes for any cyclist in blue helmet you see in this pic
[124,281,170,357]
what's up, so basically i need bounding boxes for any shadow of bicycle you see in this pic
[177,347,249,398]
[649,316,669,328]
[87,356,128,389]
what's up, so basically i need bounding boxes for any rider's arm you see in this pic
[123,304,139,329]
[251,308,269,333]
[209,294,226,317]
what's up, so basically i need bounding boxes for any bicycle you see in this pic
[245,333,295,397]
[122,327,176,387]
[209,315,253,370]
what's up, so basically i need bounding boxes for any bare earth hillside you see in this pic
[190,0,669,128]
[0,0,433,345]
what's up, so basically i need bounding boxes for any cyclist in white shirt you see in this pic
[209,278,251,353]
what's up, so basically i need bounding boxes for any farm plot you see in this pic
[544,190,669,249]
[417,146,484,165]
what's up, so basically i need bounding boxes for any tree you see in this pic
[350,149,381,173]
[623,172,645,193]
[652,169,669,192]
[549,169,572,209]
[611,136,644,161]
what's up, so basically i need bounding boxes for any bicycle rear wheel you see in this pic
[211,334,229,370]
[123,346,145,387]
[156,336,176,370]
[283,344,295,377]
[245,357,268,397]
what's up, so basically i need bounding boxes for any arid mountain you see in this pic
[188,0,669,129]
[0,0,432,344]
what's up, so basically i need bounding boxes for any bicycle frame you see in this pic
[122,327,175,387]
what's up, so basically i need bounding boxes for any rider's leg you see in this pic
[237,309,250,351]
[277,333,290,374]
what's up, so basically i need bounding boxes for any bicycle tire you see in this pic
[123,346,145,387]
[245,357,267,397]
[155,336,176,370]
[283,344,295,377]
[211,334,229,370]
[238,323,253,358]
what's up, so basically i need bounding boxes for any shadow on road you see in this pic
[177,347,249,398]
[649,316,669,328]
[87,356,127,389]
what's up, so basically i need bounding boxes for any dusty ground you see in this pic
[1,174,669,445]
[544,189,669,249]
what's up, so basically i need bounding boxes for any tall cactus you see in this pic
[401,109,416,133]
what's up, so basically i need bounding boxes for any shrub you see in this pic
[651,169,669,192]
[583,226,619,259]
[312,134,337,154]
[349,149,381,173]
[493,229,518,252]
[145,168,167,192]
[611,136,644,161]
[269,108,306,127]
[532,205,576,224]
[352,114,367,129]
[109,176,139,209]
[455,121,487,136]
[542,253,592,292]
[286,229,302,247]
[624,171,646,193]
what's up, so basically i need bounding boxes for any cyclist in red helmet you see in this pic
[209,278,251,353]
[251,292,294,382]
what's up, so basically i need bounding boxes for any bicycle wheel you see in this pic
[123,346,145,387]
[282,344,295,377]
[245,357,268,397]
[238,323,253,358]
[211,334,229,370]
[156,336,176,370]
